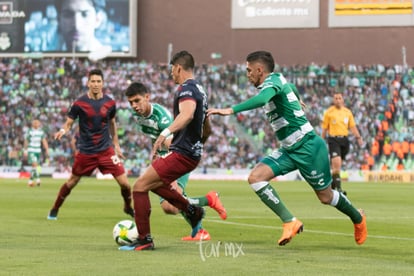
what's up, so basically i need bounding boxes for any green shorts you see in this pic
[28,152,40,165]
[159,173,190,204]
[261,134,332,191]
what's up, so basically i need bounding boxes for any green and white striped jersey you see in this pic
[132,103,173,154]
[25,128,46,153]
[232,72,314,149]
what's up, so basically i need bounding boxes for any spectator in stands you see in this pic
[0,57,410,172]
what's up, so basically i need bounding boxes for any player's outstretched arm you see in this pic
[206,107,234,117]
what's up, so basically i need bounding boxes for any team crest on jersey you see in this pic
[100,106,108,115]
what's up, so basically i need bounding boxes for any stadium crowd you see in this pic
[1,57,413,173]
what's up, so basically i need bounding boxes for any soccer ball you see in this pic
[112,220,138,246]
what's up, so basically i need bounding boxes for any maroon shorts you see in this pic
[152,151,199,185]
[72,147,125,177]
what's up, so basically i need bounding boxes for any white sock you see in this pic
[330,189,340,206]
[250,181,269,192]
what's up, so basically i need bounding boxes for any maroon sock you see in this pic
[52,183,71,210]
[120,187,132,209]
[133,191,151,239]
[152,185,190,211]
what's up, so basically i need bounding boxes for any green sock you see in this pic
[251,181,294,223]
[30,169,36,181]
[188,197,208,207]
[34,169,39,179]
[331,190,362,223]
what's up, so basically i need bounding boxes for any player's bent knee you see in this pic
[247,173,261,184]
[315,189,333,205]
[319,198,331,205]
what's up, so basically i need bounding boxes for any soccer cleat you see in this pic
[28,180,34,187]
[187,205,205,237]
[118,236,155,251]
[123,207,134,218]
[354,209,367,245]
[181,229,211,241]
[278,219,304,246]
[47,209,58,220]
[206,191,227,220]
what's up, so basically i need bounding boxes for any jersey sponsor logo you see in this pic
[308,170,325,186]
[317,179,325,186]
[270,117,289,131]
[179,90,193,97]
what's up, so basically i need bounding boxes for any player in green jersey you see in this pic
[207,51,367,246]
[125,82,227,241]
[23,119,49,187]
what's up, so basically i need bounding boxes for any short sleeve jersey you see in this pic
[25,128,46,153]
[170,79,208,160]
[322,106,356,137]
[132,103,173,155]
[68,94,116,154]
[232,73,314,149]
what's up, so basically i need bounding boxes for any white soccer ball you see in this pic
[112,220,138,246]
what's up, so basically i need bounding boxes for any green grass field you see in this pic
[0,177,413,275]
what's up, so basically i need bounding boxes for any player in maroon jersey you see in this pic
[119,50,209,251]
[47,68,133,220]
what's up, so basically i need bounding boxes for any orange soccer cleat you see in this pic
[278,219,304,246]
[354,209,367,245]
[206,191,227,220]
[181,229,211,241]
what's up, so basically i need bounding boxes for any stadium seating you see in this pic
[1,58,413,171]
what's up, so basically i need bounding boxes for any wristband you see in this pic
[160,128,171,137]
[59,128,66,135]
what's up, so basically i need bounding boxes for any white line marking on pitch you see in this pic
[202,219,414,242]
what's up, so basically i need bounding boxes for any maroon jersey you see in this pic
[68,94,116,154]
[170,79,208,160]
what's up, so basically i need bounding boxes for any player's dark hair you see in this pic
[246,51,275,73]
[170,50,195,71]
[55,0,106,13]
[125,82,149,97]
[88,69,104,80]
